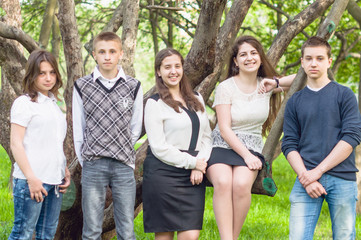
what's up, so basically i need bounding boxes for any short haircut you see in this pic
[301,36,331,58]
[93,32,122,51]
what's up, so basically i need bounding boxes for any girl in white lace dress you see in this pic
[206,36,295,239]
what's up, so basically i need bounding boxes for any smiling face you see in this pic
[234,42,261,74]
[157,54,183,90]
[301,46,332,81]
[34,61,57,96]
[92,40,123,78]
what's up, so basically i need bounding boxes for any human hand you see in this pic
[244,153,262,170]
[27,176,48,202]
[258,78,277,94]
[305,181,327,198]
[298,168,323,188]
[190,170,204,185]
[59,167,71,193]
[195,158,207,174]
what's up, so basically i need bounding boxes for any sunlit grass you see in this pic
[0,146,360,239]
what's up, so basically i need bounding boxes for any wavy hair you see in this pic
[154,48,204,113]
[228,36,281,136]
[23,49,63,102]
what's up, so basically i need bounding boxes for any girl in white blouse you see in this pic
[206,36,294,239]
[9,50,70,240]
[142,48,212,240]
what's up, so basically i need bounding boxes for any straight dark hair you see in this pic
[227,36,281,136]
[301,36,331,58]
[154,48,204,113]
[23,49,63,102]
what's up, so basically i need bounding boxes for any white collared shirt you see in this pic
[10,92,67,185]
[72,65,143,166]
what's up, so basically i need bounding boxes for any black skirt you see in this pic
[142,148,206,233]
[207,147,265,169]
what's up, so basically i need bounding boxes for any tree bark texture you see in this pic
[120,0,140,77]
[267,0,335,67]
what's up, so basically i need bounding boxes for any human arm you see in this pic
[59,167,71,193]
[130,84,143,146]
[144,99,206,172]
[190,170,204,185]
[259,74,296,93]
[10,123,48,202]
[299,88,361,186]
[72,85,86,166]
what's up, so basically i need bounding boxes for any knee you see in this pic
[211,176,232,193]
[232,180,252,198]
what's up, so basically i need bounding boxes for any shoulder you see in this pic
[75,73,93,86]
[149,93,160,101]
[125,75,141,85]
[12,95,31,107]
[218,78,233,88]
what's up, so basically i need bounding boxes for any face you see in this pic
[301,46,332,81]
[93,40,123,76]
[157,54,183,90]
[234,42,261,74]
[34,61,57,96]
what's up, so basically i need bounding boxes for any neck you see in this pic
[235,71,258,84]
[169,87,182,99]
[99,68,119,80]
[307,75,331,89]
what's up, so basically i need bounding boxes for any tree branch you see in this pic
[0,21,39,53]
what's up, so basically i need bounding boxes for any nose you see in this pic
[311,58,317,66]
[105,52,110,59]
[170,67,176,73]
[45,72,52,81]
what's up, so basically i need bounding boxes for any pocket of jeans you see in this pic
[12,178,28,199]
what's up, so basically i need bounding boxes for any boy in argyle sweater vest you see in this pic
[72,32,143,240]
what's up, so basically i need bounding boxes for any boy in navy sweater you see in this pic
[282,36,361,240]
[72,32,143,240]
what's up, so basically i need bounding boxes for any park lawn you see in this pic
[1,145,360,239]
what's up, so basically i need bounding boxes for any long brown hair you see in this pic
[154,48,204,113]
[228,36,281,136]
[23,49,63,102]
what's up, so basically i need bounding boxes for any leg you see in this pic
[232,166,258,239]
[325,175,357,240]
[177,230,200,240]
[82,159,109,240]
[35,184,63,240]
[289,178,323,240]
[110,160,136,240]
[206,164,233,240]
[8,178,43,240]
[155,232,174,240]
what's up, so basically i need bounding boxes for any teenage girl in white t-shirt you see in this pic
[8,50,70,240]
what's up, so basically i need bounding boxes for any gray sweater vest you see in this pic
[74,73,141,167]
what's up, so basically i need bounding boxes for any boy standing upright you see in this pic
[72,32,143,240]
[282,36,361,240]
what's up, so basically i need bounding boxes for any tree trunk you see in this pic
[39,0,57,49]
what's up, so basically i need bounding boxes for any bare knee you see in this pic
[178,230,200,240]
[233,180,253,198]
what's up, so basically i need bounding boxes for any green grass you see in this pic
[0,145,13,239]
[0,146,360,239]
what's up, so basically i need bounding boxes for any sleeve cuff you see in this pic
[341,135,359,148]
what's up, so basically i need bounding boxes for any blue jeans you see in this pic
[8,178,63,240]
[289,174,358,240]
[81,158,136,240]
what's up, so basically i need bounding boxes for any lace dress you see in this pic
[209,77,272,167]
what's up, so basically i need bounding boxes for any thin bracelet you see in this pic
[273,76,280,88]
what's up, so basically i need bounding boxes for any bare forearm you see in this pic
[316,140,353,174]
[286,150,307,176]
[11,143,36,180]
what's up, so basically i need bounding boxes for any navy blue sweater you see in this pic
[282,81,361,181]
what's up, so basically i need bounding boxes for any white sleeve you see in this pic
[130,84,143,146]
[11,96,32,127]
[195,95,213,161]
[144,99,197,169]
[72,86,86,167]
[212,81,232,107]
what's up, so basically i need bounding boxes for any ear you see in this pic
[92,51,97,61]
[300,57,304,68]
[118,50,124,61]
[156,70,161,77]
[233,57,238,67]
[327,57,332,68]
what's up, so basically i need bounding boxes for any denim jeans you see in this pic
[8,178,63,240]
[81,158,136,240]
[289,174,358,240]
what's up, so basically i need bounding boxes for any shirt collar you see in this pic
[93,65,127,82]
[37,92,57,103]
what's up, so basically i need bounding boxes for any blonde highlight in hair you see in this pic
[23,50,63,102]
